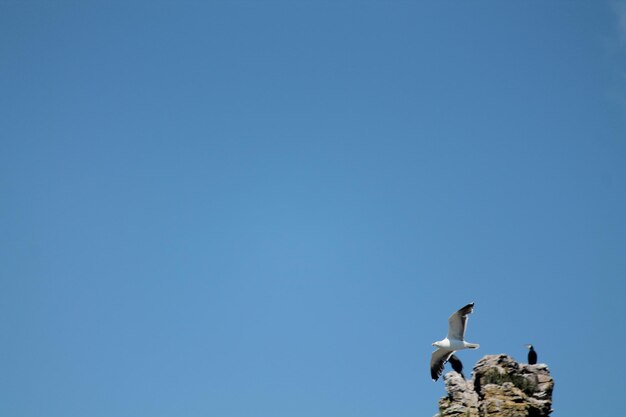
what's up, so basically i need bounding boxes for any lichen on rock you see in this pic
[434,354,554,417]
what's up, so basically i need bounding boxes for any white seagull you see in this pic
[430,302,479,381]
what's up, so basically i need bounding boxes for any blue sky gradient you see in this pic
[2,2,625,417]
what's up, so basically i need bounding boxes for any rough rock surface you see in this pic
[435,354,554,417]
[437,372,480,417]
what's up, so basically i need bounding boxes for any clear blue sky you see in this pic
[2,2,625,416]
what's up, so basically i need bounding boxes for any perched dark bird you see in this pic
[448,354,465,379]
[525,344,537,365]
[430,302,479,381]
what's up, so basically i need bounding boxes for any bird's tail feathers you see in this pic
[466,343,480,349]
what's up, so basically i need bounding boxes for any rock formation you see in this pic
[435,354,554,417]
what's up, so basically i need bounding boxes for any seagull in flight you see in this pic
[430,302,479,381]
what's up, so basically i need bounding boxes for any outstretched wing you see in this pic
[430,347,454,381]
[447,302,474,341]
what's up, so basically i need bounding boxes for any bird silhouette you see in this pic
[448,354,465,379]
[525,344,537,365]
